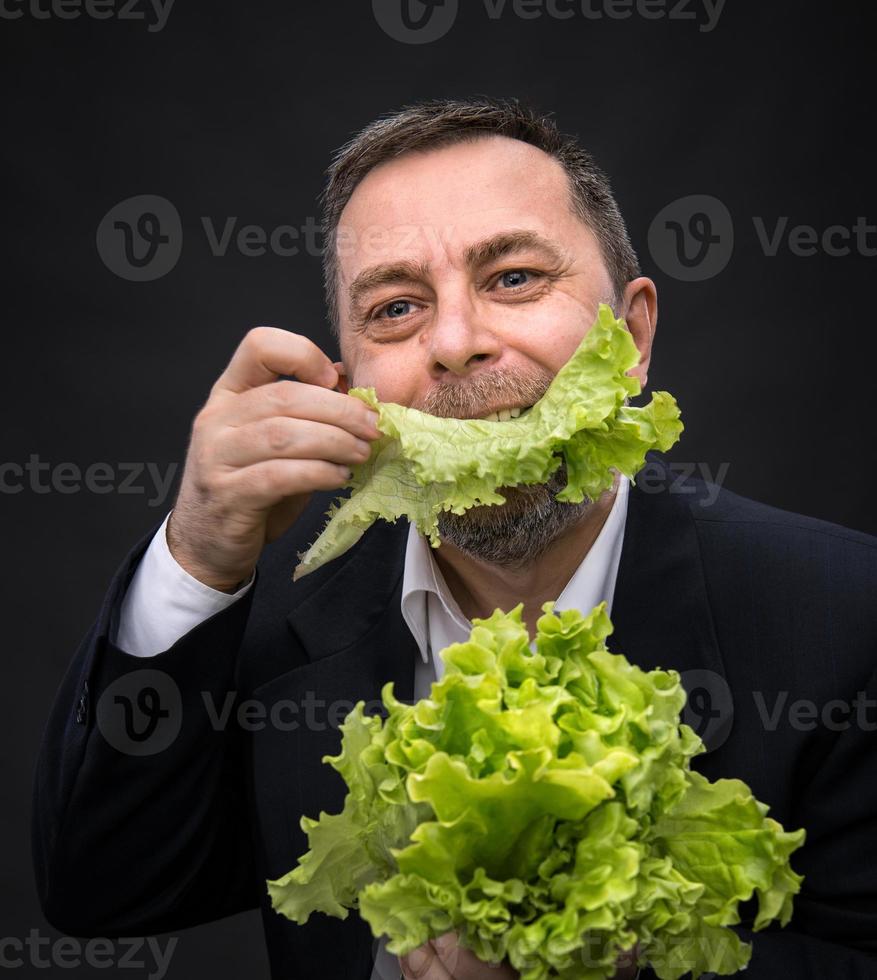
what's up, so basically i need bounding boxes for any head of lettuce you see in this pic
[293,304,684,580]
[266,602,806,979]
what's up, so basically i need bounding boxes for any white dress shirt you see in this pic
[113,478,630,980]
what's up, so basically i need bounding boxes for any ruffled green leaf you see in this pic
[267,604,805,978]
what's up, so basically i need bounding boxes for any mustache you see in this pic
[417,369,552,419]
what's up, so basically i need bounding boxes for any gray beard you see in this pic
[436,462,595,567]
[417,364,599,568]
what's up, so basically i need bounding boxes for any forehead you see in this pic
[335,135,586,284]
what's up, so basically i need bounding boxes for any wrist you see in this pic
[173,559,251,594]
[165,514,253,593]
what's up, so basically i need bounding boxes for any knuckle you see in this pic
[265,379,297,413]
[192,403,217,433]
[237,462,272,496]
[244,324,273,350]
[262,417,293,454]
[253,464,279,495]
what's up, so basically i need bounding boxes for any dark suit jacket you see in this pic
[31,458,877,979]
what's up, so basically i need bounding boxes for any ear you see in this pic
[619,277,657,389]
[332,360,351,394]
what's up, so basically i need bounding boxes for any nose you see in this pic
[426,300,501,379]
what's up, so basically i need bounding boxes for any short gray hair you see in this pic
[319,95,640,337]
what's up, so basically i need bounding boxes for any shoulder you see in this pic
[637,457,877,616]
[636,456,877,553]
[688,476,876,560]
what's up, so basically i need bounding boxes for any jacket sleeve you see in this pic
[637,658,877,980]
[728,927,877,978]
[710,663,877,977]
[31,520,261,936]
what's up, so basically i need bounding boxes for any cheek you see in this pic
[349,347,422,404]
[516,326,587,378]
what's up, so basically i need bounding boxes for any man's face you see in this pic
[333,134,652,564]
[336,134,621,411]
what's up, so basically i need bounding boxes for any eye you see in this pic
[375,299,415,320]
[495,269,541,289]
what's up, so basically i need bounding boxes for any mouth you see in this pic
[473,404,534,422]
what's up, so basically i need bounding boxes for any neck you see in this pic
[432,476,620,640]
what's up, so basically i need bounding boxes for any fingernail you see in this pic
[366,410,380,427]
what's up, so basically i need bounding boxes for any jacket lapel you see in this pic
[285,516,418,699]
[610,458,731,753]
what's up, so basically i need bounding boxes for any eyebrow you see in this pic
[346,229,568,321]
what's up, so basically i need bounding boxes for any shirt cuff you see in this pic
[114,511,255,658]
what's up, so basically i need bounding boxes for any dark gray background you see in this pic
[2,2,874,976]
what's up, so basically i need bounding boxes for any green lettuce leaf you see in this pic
[267,603,805,979]
[293,304,683,579]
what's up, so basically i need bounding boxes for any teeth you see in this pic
[481,407,524,422]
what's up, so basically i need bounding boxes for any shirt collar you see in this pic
[401,475,630,662]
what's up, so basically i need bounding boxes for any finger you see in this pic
[208,381,381,441]
[431,932,518,980]
[611,942,641,979]
[212,326,339,396]
[224,458,352,509]
[332,359,351,394]
[399,941,454,980]
[215,417,373,469]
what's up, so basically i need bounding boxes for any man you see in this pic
[32,98,877,979]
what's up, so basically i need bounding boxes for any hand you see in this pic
[399,931,518,979]
[166,327,381,591]
[399,931,640,980]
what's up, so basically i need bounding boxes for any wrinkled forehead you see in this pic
[333,136,598,318]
